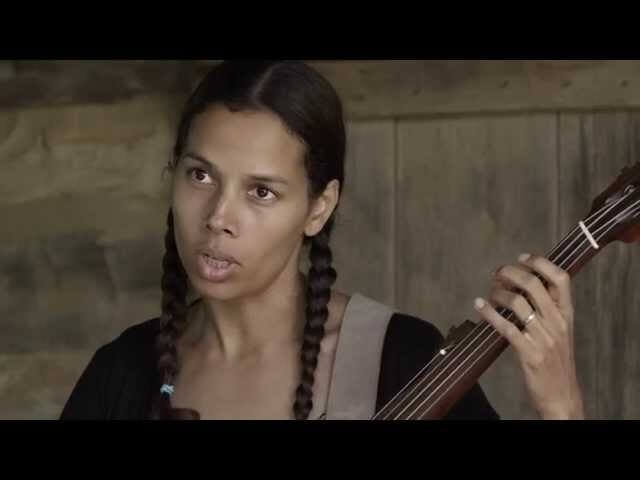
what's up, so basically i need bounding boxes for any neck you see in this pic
[193,270,308,361]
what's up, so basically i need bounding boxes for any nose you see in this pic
[204,190,238,237]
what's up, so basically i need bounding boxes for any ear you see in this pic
[304,179,341,237]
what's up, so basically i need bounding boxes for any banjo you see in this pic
[372,163,640,420]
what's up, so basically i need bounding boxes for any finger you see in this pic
[487,277,506,301]
[489,288,555,349]
[473,297,536,358]
[495,263,557,330]
[517,253,574,317]
[491,276,513,292]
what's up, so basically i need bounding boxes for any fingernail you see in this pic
[518,253,531,263]
[474,298,486,310]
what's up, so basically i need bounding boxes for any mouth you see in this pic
[196,251,239,283]
[200,249,240,266]
[202,252,235,268]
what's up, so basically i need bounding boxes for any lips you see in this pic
[196,249,240,283]
[200,248,240,265]
[202,254,232,268]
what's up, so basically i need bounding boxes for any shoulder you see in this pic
[60,317,160,420]
[377,312,500,420]
[110,317,160,352]
[385,312,445,353]
[93,316,161,374]
[333,291,445,354]
[334,291,445,368]
[379,311,446,387]
[93,317,160,366]
[84,316,161,387]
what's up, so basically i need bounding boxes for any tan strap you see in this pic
[325,293,393,420]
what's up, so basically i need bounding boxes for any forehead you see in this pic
[186,105,307,175]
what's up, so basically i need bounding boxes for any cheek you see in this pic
[171,211,194,272]
[244,207,308,265]
[171,195,205,259]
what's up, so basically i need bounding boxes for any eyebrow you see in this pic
[183,152,290,186]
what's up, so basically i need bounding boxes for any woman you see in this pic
[60,61,584,420]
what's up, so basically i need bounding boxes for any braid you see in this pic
[293,221,337,420]
[150,209,199,420]
[152,208,338,420]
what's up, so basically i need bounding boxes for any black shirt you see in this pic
[60,313,500,420]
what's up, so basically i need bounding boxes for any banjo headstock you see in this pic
[586,163,640,245]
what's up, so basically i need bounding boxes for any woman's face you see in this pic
[171,104,335,301]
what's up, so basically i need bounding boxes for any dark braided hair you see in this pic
[295,221,337,419]
[151,209,199,419]
[152,61,346,420]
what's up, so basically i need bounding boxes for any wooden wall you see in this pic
[1,61,638,419]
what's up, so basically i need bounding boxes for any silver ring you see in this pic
[524,311,536,326]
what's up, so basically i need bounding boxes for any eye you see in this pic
[187,167,213,185]
[249,185,278,201]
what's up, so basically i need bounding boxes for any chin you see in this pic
[190,277,244,302]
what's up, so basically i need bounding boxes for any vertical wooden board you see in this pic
[623,113,640,418]
[556,113,599,419]
[580,111,640,419]
[329,121,396,306]
[397,114,557,419]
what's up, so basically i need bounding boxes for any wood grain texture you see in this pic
[6,61,640,118]
[558,111,640,419]
[318,121,396,307]
[396,114,558,419]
